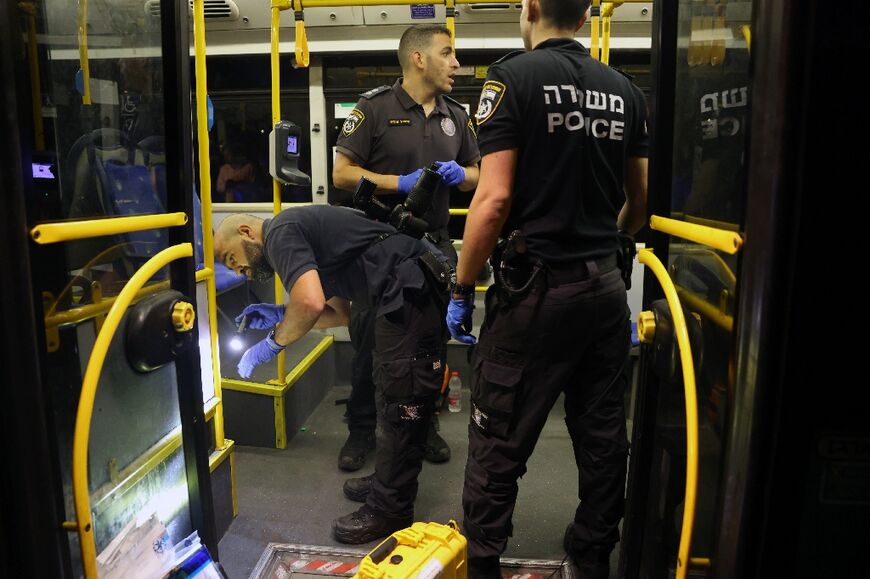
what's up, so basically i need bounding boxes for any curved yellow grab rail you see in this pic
[650,214,743,255]
[30,213,188,245]
[637,248,699,579]
[293,0,310,68]
[70,243,193,579]
[192,0,227,447]
[77,0,91,105]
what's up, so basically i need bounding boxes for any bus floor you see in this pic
[217,383,630,579]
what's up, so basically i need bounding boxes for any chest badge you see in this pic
[440,117,457,136]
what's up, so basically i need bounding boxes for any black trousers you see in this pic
[346,233,456,431]
[462,264,630,563]
[365,284,448,517]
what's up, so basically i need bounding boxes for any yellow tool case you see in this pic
[353,520,467,579]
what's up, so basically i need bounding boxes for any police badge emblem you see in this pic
[342,108,365,136]
[440,117,456,136]
[475,80,506,125]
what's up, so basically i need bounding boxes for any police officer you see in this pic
[214,205,451,544]
[447,0,648,576]
[332,24,480,477]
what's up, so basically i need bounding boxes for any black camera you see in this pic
[353,163,441,239]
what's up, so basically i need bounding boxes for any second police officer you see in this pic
[448,0,649,577]
[332,24,480,481]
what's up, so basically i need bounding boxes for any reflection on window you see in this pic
[207,96,312,203]
[671,0,751,227]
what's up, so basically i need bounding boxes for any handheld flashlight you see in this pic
[229,314,249,352]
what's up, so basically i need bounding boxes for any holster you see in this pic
[491,231,543,304]
[418,250,455,294]
[616,231,637,290]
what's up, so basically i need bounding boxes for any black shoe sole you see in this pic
[338,459,366,472]
[332,521,411,545]
[342,483,371,503]
[424,449,451,463]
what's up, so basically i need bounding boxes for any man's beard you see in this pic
[242,240,275,283]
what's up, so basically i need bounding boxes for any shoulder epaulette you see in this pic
[442,94,468,113]
[612,67,636,82]
[492,50,523,65]
[359,85,391,99]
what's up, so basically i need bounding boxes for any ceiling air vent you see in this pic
[145,0,239,20]
[467,3,521,11]
[191,0,240,20]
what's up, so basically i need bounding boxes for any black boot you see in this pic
[563,524,611,579]
[342,474,373,503]
[468,556,501,579]
[332,505,412,545]
[424,416,451,463]
[338,430,376,472]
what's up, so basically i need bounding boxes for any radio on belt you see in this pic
[269,120,311,186]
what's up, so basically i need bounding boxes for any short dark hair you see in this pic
[398,24,452,70]
[539,0,591,29]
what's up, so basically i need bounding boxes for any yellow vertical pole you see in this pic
[601,2,612,65]
[271,2,287,382]
[590,0,600,61]
[77,0,91,105]
[446,0,456,49]
[20,3,45,149]
[193,0,226,447]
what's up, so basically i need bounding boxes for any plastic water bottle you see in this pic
[448,371,462,413]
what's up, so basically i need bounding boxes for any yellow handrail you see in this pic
[448,208,469,216]
[601,2,613,64]
[192,0,227,447]
[70,243,193,579]
[637,248,699,579]
[271,0,289,381]
[77,0,91,105]
[45,268,212,330]
[650,214,743,255]
[30,213,188,245]
[292,0,310,67]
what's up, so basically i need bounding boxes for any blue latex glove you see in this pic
[238,333,284,379]
[447,296,476,345]
[397,168,424,195]
[235,303,284,330]
[435,161,465,188]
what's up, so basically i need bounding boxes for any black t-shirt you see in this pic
[262,205,429,316]
[335,79,480,231]
[475,38,649,263]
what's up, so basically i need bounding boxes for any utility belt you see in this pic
[546,253,618,285]
[491,231,624,304]
[424,227,451,246]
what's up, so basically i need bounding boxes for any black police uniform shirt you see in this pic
[262,205,430,316]
[335,79,480,231]
[475,38,649,264]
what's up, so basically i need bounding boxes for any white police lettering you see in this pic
[700,86,748,140]
[543,85,626,140]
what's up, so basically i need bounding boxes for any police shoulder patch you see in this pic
[475,80,507,126]
[359,85,391,99]
[342,108,366,137]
